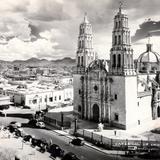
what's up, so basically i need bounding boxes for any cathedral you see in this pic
[73,6,160,130]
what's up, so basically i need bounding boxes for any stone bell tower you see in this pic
[110,2,135,76]
[76,13,96,74]
[109,3,138,130]
[73,13,96,118]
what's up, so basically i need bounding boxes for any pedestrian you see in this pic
[114,130,117,136]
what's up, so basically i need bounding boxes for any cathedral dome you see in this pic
[137,44,160,73]
[138,44,160,63]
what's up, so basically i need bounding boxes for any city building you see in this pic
[0,95,12,110]
[73,6,160,130]
[0,81,73,111]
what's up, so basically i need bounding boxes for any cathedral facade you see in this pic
[73,7,160,130]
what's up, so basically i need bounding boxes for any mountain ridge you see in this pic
[0,57,76,68]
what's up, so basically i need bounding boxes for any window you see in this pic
[78,105,81,112]
[118,35,121,44]
[81,56,83,66]
[112,54,116,68]
[79,89,81,95]
[49,97,53,102]
[138,120,140,125]
[117,54,121,67]
[32,99,37,104]
[137,102,139,106]
[45,97,47,102]
[114,113,119,121]
[78,57,80,66]
[115,22,118,28]
[29,100,32,104]
[39,98,42,103]
[54,96,57,101]
[82,40,84,48]
[115,36,117,45]
[94,85,98,91]
[114,94,117,100]
[59,95,61,100]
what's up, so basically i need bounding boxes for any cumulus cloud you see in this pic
[0,37,59,61]
[0,0,160,61]
[132,20,160,42]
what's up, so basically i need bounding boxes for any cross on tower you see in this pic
[147,33,152,44]
[119,1,123,13]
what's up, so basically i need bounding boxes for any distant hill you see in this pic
[9,57,76,67]
[51,57,76,66]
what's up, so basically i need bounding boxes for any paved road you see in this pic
[23,127,142,160]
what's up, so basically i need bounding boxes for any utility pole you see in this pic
[74,118,77,134]
[61,112,64,130]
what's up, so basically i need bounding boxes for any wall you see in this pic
[125,76,139,129]
[12,87,73,111]
[73,74,82,115]
[136,95,152,129]
[110,76,126,128]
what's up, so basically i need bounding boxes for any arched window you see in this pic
[115,22,118,28]
[118,35,121,44]
[79,41,82,48]
[82,40,84,48]
[119,21,121,27]
[115,36,117,45]
[118,54,121,67]
[112,54,116,68]
[81,56,83,66]
[80,28,83,34]
[78,56,80,66]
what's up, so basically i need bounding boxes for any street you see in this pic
[23,127,141,160]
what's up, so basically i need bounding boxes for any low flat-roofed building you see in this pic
[0,95,12,109]
[0,81,73,111]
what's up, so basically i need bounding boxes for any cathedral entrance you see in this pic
[92,104,100,122]
[157,106,160,117]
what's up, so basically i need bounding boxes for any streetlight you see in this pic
[74,118,77,135]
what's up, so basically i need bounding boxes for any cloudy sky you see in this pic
[0,0,160,61]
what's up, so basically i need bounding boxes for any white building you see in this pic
[73,6,160,131]
[0,81,73,111]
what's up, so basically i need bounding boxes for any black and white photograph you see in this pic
[0,0,160,160]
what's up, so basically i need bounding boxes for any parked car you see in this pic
[10,121,21,128]
[14,129,22,137]
[36,121,45,128]
[28,119,45,128]
[28,119,37,127]
[23,135,32,142]
[62,152,80,160]
[31,138,39,147]
[49,144,64,158]
[8,125,16,133]
[39,140,48,153]
[70,137,85,146]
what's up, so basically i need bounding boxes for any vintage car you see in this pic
[70,137,85,146]
[23,135,32,142]
[49,144,64,158]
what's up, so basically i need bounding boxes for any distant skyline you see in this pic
[0,0,160,61]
